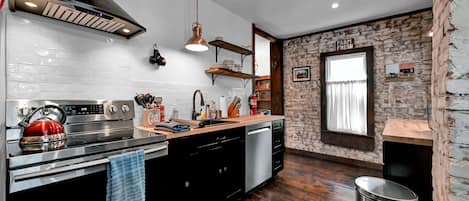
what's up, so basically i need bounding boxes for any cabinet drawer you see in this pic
[272,132,284,151]
[272,120,283,130]
[170,128,242,156]
[272,151,284,175]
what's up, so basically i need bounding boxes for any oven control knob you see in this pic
[121,105,130,113]
[18,107,30,116]
[109,105,118,113]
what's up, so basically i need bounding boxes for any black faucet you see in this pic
[192,89,205,120]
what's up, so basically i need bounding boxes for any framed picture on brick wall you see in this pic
[385,63,415,81]
[292,66,311,82]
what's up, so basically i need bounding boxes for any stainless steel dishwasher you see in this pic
[245,122,272,192]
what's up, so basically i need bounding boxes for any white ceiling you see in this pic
[213,0,432,39]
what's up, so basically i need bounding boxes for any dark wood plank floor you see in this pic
[242,151,382,201]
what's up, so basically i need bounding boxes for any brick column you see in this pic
[432,0,469,200]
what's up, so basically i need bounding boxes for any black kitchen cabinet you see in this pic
[167,127,244,201]
[8,155,169,201]
[272,120,285,175]
[383,141,432,201]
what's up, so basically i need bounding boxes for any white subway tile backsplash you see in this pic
[5,0,253,121]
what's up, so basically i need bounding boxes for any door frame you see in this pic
[251,24,284,115]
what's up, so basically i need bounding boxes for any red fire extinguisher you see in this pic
[249,94,257,115]
[0,0,5,10]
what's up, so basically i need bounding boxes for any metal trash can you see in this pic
[355,176,418,201]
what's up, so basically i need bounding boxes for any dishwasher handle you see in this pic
[247,127,271,136]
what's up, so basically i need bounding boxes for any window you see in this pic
[326,53,367,135]
[320,47,375,151]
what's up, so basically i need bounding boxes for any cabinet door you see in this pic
[167,128,244,201]
[216,137,244,200]
[171,151,205,200]
[272,150,284,175]
[146,156,170,201]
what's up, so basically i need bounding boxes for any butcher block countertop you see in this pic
[383,119,433,146]
[137,115,285,140]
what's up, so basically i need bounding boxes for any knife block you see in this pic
[228,109,240,118]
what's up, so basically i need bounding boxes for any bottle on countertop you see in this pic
[209,100,217,120]
[153,97,165,122]
[158,104,165,122]
[170,105,179,120]
[200,106,207,120]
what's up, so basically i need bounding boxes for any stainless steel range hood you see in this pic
[9,0,146,38]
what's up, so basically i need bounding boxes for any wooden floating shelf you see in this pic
[256,75,271,81]
[256,88,271,91]
[208,40,252,55]
[206,68,255,79]
[205,68,255,87]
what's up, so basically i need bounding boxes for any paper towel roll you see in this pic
[219,96,228,118]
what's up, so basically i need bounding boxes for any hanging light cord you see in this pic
[195,0,199,24]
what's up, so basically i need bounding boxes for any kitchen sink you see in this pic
[198,119,237,128]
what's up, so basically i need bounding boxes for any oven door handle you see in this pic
[14,145,167,181]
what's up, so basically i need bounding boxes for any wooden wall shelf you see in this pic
[256,75,271,81]
[205,68,255,87]
[209,40,253,55]
[256,88,271,91]
[208,40,252,66]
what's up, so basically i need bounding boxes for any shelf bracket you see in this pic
[240,55,247,67]
[215,47,221,63]
[242,79,250,88]
[211,74,219,86]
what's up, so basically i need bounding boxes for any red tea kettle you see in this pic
[18,105,67,145]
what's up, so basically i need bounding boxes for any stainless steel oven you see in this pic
[5,100,168,200]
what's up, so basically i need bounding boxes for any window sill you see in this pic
[321,130,375,151]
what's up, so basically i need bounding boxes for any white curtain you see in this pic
[326,53,367,135]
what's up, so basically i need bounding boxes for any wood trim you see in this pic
[270,40,284,115]
[252,24,285,115]
[283,7,432,41]
[252,23,256,94]
[320,46,375,151]
[286,148,383,171]
[254,26,277,42]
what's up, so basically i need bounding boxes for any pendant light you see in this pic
[185,0,209,52]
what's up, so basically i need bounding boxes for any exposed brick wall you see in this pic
[432,0,469,200]
[432,0,451,200]
[283,11,433,164]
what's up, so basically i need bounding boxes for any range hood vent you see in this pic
[9,0,146,39]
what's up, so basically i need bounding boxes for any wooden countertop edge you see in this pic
[382,119,433,147]
[383,135,433,147]
[137,115,285,140]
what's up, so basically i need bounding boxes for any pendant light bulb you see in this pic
[185,0,208,52]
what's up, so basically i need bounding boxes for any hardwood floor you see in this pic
[242,151,382,201]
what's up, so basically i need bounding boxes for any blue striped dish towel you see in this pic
[106,150,146,201]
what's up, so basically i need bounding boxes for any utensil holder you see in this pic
[143,109,160,127]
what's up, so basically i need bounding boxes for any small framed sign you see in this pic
[292,66,311,82]
[336,39,354,51]
[385,63,415,81]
